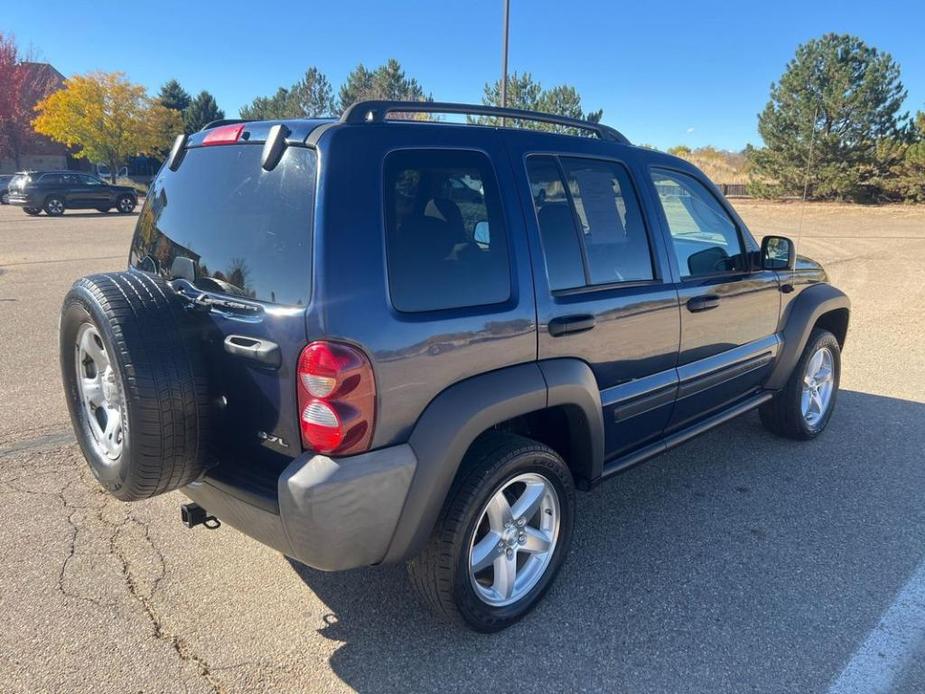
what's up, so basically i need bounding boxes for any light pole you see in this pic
[501,0,510,109]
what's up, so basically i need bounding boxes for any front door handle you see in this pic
[686,295,720,312]
[548,314,596,337]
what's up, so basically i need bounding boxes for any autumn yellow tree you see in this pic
[33,72,182,182]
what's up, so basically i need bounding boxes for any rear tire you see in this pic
[116,195,136,214]
[407,433,575,632]
[760,328,841,440]
[60,271,213,500]
[44,196,65,216]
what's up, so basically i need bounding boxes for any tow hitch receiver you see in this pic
[180,502,221,529]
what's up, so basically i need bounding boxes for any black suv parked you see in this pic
[60,102,849,632]
[8,170,137,216]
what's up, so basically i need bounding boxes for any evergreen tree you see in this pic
[748,33,909,201]
[337,59,428,114]
[157,79,191,113]
[291,67,335,117]
[184,91,224,134]
[240,67,335,120]
[476,72,602,133]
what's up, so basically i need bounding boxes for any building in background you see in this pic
[0,62,67,174]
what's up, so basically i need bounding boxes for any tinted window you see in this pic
[651,169,745,277]
[40,174,63,185]
[384,149,510,312]
[130,144,316,306]
[561,157,653,284]
[526,157,585,290]
[527,155,654,290]
[80,175,103,186]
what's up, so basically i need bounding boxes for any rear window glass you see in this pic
[130,144,315,306]
[383,149,511,312]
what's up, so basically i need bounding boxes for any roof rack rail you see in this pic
[200,118,252,132]
[340,100,630,144]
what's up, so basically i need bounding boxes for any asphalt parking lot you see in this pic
[1,200,923,693]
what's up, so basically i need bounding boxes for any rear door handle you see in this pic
[224,335,281,368]
[548,314,596,337]
[686,295,720,312]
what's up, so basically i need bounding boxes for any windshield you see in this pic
[129,144,316,306]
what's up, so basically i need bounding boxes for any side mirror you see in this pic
[761,235,795,271]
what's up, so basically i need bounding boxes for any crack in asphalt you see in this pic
[0,443,226,693]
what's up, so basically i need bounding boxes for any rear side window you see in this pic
[525,157,585,290]
[130,144,316,306]
[527,155,654,290]
[384,149,511,312]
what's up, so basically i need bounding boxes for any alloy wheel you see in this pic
[75,323,124,461]
[801,346,834,427]
[467,472,561,607]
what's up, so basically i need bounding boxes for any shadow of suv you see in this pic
[58,101,849,632]
[8,170,137,216]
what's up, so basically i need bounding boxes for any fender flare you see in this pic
[765,283,850,390]
[382,359,603,563]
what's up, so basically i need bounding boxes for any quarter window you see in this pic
[650,169,746,277]
[384,149,511,312]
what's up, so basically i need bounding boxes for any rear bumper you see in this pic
[182,444,417,571]
[7,194,38,207]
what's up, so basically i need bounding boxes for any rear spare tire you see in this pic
[60,271,213,500]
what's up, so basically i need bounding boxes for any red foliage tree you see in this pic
[0,33,57,169]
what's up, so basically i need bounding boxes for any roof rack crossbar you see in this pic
[340,100,630,144]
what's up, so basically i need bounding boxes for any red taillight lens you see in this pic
[202,123,244,146]
[296,341,376,455]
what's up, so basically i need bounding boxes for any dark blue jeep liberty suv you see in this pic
[60,101,850,631]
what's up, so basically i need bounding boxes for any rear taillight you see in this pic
[296,341,376,455]
[202,123,244,146]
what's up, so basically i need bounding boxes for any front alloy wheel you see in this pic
[760,327,841,439]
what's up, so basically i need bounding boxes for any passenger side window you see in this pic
[81,175,103,186]
[526,155,654,290]
[650,169,746,277]
[561,157,654,285]
[384,150,511,312]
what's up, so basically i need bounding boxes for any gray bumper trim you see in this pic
[183,444,417,572]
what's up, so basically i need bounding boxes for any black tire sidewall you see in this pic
[117,196,135,213]
[60,291,134,496]
[451,449,575,631]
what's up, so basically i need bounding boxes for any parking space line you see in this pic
[828,557,925,694]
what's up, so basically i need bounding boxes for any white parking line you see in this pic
[828,557,925,694]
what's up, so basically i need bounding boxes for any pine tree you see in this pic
[475,72,602,133]
[748,34,909,201]
[157,79,191,113]
[184,91,224,134]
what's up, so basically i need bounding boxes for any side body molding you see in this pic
[765,283,850,390]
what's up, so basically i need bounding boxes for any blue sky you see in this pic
[5,0,923,150]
